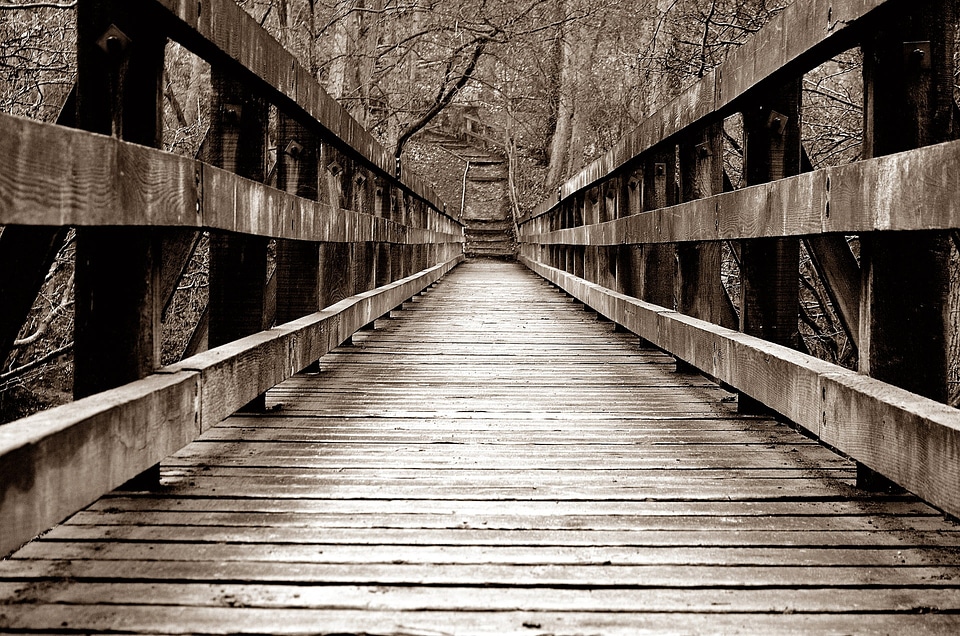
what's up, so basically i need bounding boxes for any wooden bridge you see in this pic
[3,0,960,632]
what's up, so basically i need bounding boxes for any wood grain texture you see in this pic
[0,110,463,244]
[0,370,200,556]
[521,256,960,519]
[2,260,959,634]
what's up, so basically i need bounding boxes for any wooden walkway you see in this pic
[3,260,960,634]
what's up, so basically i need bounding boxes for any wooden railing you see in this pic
[519,0,960,517]
[0,0,463,556]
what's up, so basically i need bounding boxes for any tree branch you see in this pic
[0,1,76,9]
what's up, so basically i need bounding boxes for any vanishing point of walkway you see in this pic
[2,261,960,634]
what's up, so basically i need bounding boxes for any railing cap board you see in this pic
[523,0,891,223]
[0,255,462,557]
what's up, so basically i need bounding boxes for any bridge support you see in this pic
[736,80,802,414]
[73,0,165,400]
[856,0,956,487]
[206,72,271,411]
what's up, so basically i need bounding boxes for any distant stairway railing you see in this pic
[519,0,960,518]
[0,0,463,556]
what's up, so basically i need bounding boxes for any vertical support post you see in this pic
[859,0,955,404]
[678,122,735,330]
[73,0,164,400]
[275,114,320,327]
[640,150,676,309]
[738,80,802,412]
[206,72,270,409]
[616,168,642,298]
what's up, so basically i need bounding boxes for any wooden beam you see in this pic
[520,256,960,520]
[275,114,321,325]
[0,369,200,557]
[639,152,676,309]
[677,123,735,329]
[518,136,960,248]
[859,0,956,403]
[73,0,166,399]
[167,255,462,431]
[525,0,889,221]
[147,0,446,213]
[206,72,269,361]
[738,80,801,351]
[802,235,860,351]
[0,112,463,243]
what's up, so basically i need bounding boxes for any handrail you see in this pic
[520,138,960,245]
[151,0,445,212]
[0,259,459,556]
[517,0,960,520]
[523,0,892,222]
[0,0,464,556]
[0,112,462,243]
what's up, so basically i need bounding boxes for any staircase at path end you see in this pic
[421,129,516,258]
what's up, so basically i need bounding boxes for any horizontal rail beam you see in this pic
[526,0,894,221]
[0,255,463,557]
[149,0,443,211]
[520,139,960,244]
[0,112,463,244]
[521,256,960,520]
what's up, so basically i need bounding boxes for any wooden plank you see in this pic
[275,114,320,324]
[3,260,960,634]
[520,137,960,248]
[803,234,860,349]
[857,0,956,403]
[0,256,459,555]
[2,605,959,635]
[521,257,960,518]
[71,0,167,399]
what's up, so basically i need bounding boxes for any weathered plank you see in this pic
[520,137,960,248]
[150,0,443,210]
[0,370,200,556]
[527,0,889,219]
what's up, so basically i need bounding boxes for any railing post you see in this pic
[318,145,353,309]
[276,114,321,330]
[639,148,677,309]
[858,0,955,407]
[738,80,802,412]
[73,0,165,399]
[677,122,737,330]
[206,73,270,408]
[616,167,643,298]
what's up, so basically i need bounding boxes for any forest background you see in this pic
[1,0,957,421]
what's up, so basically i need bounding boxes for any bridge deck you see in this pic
[3,261,960,634]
